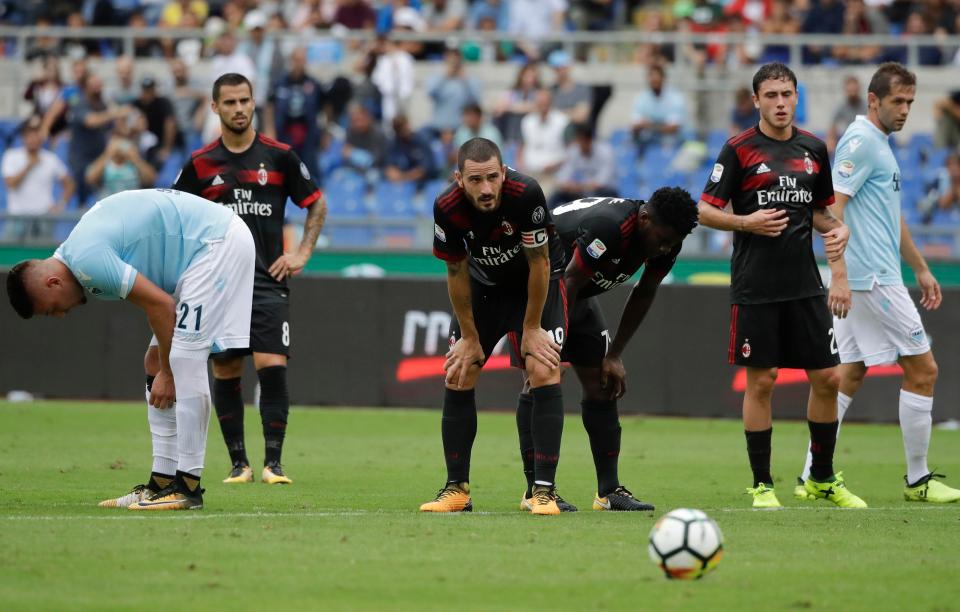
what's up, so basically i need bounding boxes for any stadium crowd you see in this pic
[3,0,960,245]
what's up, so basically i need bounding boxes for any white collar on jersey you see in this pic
[854,115,890,140]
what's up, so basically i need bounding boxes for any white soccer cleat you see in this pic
[98,484,152,508]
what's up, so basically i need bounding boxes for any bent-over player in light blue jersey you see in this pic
[794,63,960,504]
[6,188,256,510]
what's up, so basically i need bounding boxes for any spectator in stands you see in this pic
[920,153,960,223]
[548,122,617,208]
[342,103,387,179]
[461,8,514,62]
[493,62,541,143]
[385,114,436,188]
[67,74,124,207]
[62,10,99,58]
[423,0,467,32]
[897,11,943,66]
[110,56,139,107]
[290,0,337,31]
[23,56,62,124]
[569,0,619,31]
[334,0,376,30]
[1,118,74,241]
[633,9,675,65]
[519,88,569,193]
[25,16,60,61]
[371,36,415,124]
[266,47,325,179]
[160,0,209,28]
[832,0,889,64]
[39,58,89,142]
[85,123,158,200]
[453,103,502,150]
[729,86,756,136]
[129,10,164,58]
[630,64,687,153]
[934,90,960,151]
[427,47,481,137]
[168,58,205,153]
[801,0,845,64]
[134,77,176,169]
[209,31,257,89]
[240,10,284,95]
[468,0,508,30]
[548,50,591,126]
[349,47,385,123]
[827,75,866,154]
[759,0,801,64]
[508,0,568,59]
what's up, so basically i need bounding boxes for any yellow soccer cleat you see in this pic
[746,483,782,509]
[419,482,472,512]
[804,472,867,508]
[904,473,960,503]
[261,462,293,485]
[529,484,561,516]
[98,483,153,508]
[521,489,578,512]
[129,485,204,511]
[794,477,816,501]
[223,462,254,484]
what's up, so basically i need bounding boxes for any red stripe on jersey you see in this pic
[257,133,291,151]
[236,170,284,186]
[727,305,739,364]
[573,248,595,275]
[192,139,220,158]
[438,189,463,210]
[814,195,835,209]
[298,189,322,208]
[504,179,526,191]
[433,246,466,262]
[796,128,817,140]
[620,214,636,238]
[785,158,822,175]
[201,184,227,200]
[729,127,757,147]
[193,155,227,180]
[507,331,522,370]
[558,279,569,330]
[736,144,768,170]
[701,193,727,208]
[742,173,776,192]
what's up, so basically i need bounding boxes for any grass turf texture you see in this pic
[1,401,958,611]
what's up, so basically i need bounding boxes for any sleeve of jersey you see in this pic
[831,135,870,200]
[75,248,138,300]
[172,158,202,196]
[284,150,323,208]
[700,144,740,208]
[432,205,466,262]
[643,244,682,282]
[517,181,551,248]
[572,221,621,275]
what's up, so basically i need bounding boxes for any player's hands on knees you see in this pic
[821,224,850,262]
[520,327,562,371]
[445,337,484,389]
[600,355,627,400]
[268,252,308,282]
[150,370,176,410]
[917,270,942,310]
[828,276,852,319]
[742,208,788,237]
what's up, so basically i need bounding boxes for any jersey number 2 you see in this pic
[177,303,202,332]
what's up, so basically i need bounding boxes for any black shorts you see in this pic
[449,277,568,367]
[508,297,609,368]
[728,295,840,370]
[212,297,290,360]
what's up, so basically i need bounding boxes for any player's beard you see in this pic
[221,114,251,136]
[467,191,501,213]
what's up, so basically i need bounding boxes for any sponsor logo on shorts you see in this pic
[586,238,607,259]
[434,224,446,242]
[837,160,855,178]
[741,338,752,358]
[710,163,724,183]
[909,327,926,344]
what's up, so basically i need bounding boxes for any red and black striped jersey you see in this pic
[432,168,564,288]
[552,196,679,299]
[173,133,322,296]
[701,126,834,304]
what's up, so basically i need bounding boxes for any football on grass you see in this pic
[648,508,724,580]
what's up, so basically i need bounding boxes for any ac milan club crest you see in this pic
[741,338,752,358]
[501,220,514,236]
[257,166,268,185]
[803,153,813,175]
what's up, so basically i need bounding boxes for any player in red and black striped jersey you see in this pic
[420,138,570,516]
[512,190,697,511]
[168,73,327,486]
[697,63,867,509]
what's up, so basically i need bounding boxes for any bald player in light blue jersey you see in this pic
[6,188,256,510]
[794,63,960,504]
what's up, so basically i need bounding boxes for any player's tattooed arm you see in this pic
[268,195,328,281]
[444,259,483,389]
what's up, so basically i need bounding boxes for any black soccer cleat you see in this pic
[593,485,655,511]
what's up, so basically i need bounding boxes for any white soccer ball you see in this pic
[648,508,724,580]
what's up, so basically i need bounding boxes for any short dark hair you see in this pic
[212,73,253,102]
[868,62,916,100]
[457,138,502,172]
[572,122,594,139]
[646,187,699,237]
[463,103,483,116]
[752,62,797,95]
[7,260,36,319]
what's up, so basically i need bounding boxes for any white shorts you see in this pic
[150,216,255,354]
[834,284,930,366]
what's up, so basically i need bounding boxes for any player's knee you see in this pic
[526,362,560,388]
[169,349,211,400]
[811,368,840,396]
[749,368,778,397]
[212,356,244,379]
[907,356,938,391]
[581,379,608,403]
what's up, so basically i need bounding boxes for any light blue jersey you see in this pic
[55,189,235,300]
[832,115,903,290]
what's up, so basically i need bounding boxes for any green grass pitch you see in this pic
[1,401,958,611]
